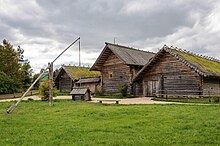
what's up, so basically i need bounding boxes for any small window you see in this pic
[109,72,113,78]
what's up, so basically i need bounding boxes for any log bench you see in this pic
[97,100,120,104]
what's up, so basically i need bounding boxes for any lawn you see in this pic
[0,100,220,145]
[0,90,38,100]
[152,97,220,104]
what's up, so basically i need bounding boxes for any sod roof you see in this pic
[175,50,220,76]
[55,66,100,81]
[133,46,220,82]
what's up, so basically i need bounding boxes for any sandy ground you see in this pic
[0,95,181,104]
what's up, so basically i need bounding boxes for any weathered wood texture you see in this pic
[203,77,220,95]
[58,72,73,92]
[101,52,132,95]
[76,83,100,94]
[142,53,202,97]
[72,92,90,101]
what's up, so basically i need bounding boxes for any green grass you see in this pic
[152,97,220,104]
[0,100,220,145]
[0,90,38,100]
[56,90,71,96]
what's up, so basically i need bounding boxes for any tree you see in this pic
[53,68,59,79]
[21,60,33,89]
[0,71,15,94]
[0,39,33,92]
[0,40,23,91]
[33,73,40,90]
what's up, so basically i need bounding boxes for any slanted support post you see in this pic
[48,62,53,106]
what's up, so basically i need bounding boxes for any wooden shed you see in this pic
[55,66,100,92]
[75,77,100,94]
[70,87,91,101]
[90,42,155,95]
[133,45,220,97]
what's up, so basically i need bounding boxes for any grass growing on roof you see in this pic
[0,100,220,145]
[176,50,220,74]
[65,66,100,79]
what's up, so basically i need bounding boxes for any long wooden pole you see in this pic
[6,69,48,113]
[6,37,80,113]
[49,62,53,106]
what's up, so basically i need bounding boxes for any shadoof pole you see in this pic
[79,38,81,66]
[48,62,53,106]
[7,37,80,114]
[6,69,48,113]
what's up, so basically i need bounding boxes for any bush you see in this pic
[39,80,57,101]
[211,96,220,103]
[118,83,128,97]
[0,71,16,94]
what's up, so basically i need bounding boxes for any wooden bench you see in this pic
[97,100,120,104]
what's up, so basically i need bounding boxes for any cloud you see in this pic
[0,0,219,73]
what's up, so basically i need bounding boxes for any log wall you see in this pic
[203,77,220,95]
[142,53,202,97]
[59,72,73,92]
[78,83,99,94]
[101,52,132,95]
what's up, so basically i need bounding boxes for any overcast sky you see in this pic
[0,0,220,73]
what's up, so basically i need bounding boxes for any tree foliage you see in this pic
[39,80,57,101]
[0,39,33,92]
[0,40,22,89]
[0,71,15,94]
[33,73,40,90]
[21,60,33,89]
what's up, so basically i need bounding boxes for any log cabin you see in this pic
[90,42,155,95]
[55,66,100,92]
[133,45,220,97]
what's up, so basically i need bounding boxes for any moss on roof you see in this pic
[65,66,100,80]
[175,50,220,75]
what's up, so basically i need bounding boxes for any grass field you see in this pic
[0,90,38,100]
[0,100,220,145]
[152,97,220,104]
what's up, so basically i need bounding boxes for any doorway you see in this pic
[146,81,159,96]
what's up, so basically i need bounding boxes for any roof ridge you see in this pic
[105,42,155,54]
[64,65,90,69]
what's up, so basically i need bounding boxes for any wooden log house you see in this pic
[55,66,100,92]
[90,42,155,95]
[133,45,220,97]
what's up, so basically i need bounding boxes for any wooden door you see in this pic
[147,81,159,96]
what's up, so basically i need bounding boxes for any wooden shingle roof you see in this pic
[90,42,155,71]
[133,46,220,82]
[76,77,100,84]
[70,87,90,95]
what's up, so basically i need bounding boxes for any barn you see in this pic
[133,45,220,97]
[90,42,155,95]
[55,66,100,92]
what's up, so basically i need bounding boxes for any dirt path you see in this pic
[0,95,183,105]
[91,97,180,104]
